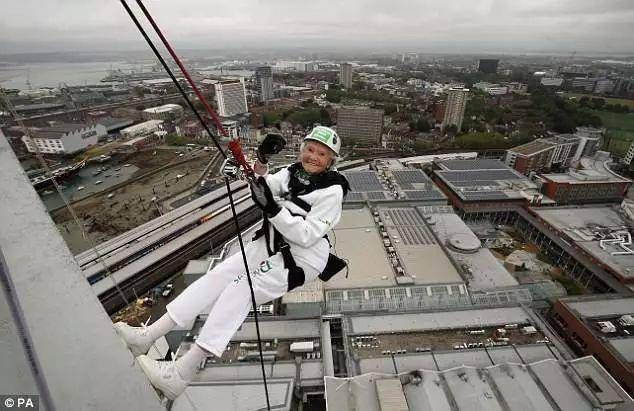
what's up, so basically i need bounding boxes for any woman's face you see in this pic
[300,140,333,174]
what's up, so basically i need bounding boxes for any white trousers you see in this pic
[166,238,318,356]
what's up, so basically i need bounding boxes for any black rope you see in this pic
[120,2,271,409]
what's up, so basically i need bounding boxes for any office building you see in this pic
[339,63,353,89]
[142,104,183,121]
[441,88,469,132]
[478,59,499,74]
[473,82,508,95]
[539,154,631,204]
[505,135,580,175]
[255,66,273,103]
[214,79,248,117]
[337,106,383,145]
[119,120,164,139]
[550,295,634,395]
[21,123,106,155]
[431,159,550,212]
[574,127,603,160]
[594,79,616,95]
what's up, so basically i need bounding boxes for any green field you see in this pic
[565,93,634,109]
[591,110,634,155]
[593,111,634,132]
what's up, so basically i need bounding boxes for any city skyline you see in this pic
[1,0,634,55]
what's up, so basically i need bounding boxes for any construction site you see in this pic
[51,148,218,253]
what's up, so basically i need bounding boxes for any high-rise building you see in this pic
[255,66,273,103]
[339,63,353,89]
[478,59,499,74]
[441,88,469,132]
[214,79,248,117]
[337,106,383,145]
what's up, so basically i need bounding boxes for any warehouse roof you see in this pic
[325,356,633,411]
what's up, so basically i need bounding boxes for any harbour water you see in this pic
[0,61,155,90]
[39,162,139,211]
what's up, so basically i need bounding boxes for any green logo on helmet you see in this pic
[311,128,332,143]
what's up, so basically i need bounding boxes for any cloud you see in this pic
[1,0,633,54]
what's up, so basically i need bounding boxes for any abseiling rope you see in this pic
[120,1,272,409]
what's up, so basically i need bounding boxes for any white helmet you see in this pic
[304,126,341,156]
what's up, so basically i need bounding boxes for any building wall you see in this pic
[441,88,469,132]
[61,124,104,154]
[255,67,273,103]
[337,106,383,145]
[541,180,630,204]
[339,63,353,89]
[478,59,499,74]
[551,142,578,165]
[22,124,104,155]
[142,104,183,121]
[550,301,634,395]
[513,148,554,175]
[214,80,248,117]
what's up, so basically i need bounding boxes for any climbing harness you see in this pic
[252,162,351,290]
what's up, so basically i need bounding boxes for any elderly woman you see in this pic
[114,126,349,400]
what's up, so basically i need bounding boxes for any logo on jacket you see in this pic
[259,260,272,273]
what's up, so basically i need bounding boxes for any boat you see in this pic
[77,186,85,191]
[123,164,132,167]
[107,193,115,199]
[114,168,121,172]
[95,180,103,185]
[104,174,111,178]
[42,190,54,195]
[93,170,101,176]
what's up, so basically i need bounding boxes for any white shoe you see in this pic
[113,322,153,357]
[137,355,188,401]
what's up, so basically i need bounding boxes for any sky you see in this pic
[1,0,634,55]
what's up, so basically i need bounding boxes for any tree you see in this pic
[325,89,342,103]
[578,96,590,107]
[262,112,281,127]
[383,103,397,115]
[590,98,605,110]
[416,118,431,132]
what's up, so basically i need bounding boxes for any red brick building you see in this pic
[549,295,634,396]
[540,172,631,204]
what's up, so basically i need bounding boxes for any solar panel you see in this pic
[366,191,386,200]
[463,191,508,200]
[439,169,520,182]
[345,192,365,202]
[403,190,446,200]
[392,170,429,189]
[439,159,507,171]
[344,171,384,191]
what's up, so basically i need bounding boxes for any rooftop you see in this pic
[347,306,531,334]
[563,295,634,319]
[532,206,634,280]
[325,356,633,410]
[433,159,544,203]
[173,378,293,411]
[542,157,631,184]
[507,139,555,156]
[343,161,446,204]
[28,123,96,139]
[324,208,403,288]
[143,103,183,114]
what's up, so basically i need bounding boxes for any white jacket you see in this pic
[263,166,344,276]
